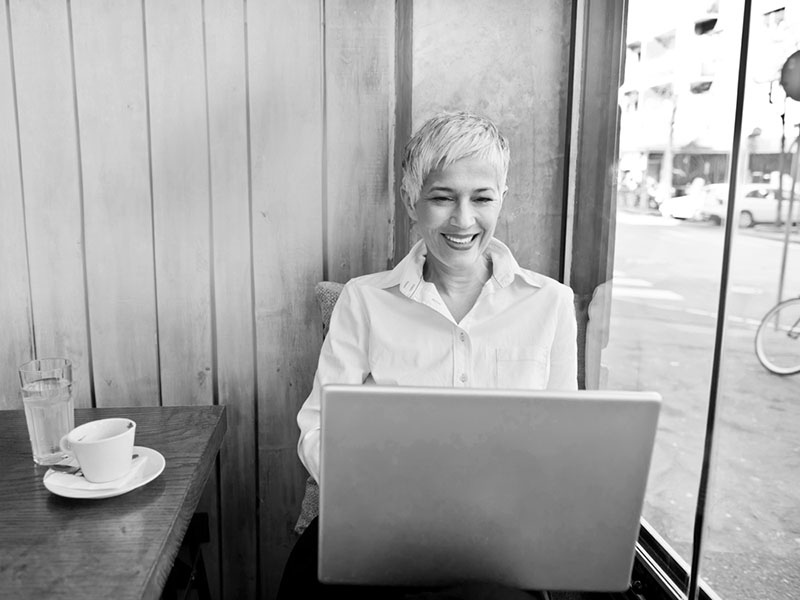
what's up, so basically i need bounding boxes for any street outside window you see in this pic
[597,1,800,597]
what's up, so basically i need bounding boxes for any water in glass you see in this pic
[22,377,74,465]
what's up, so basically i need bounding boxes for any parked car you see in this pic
[657,178,707,221]
[699,183,800,228]
[658,192,704,220]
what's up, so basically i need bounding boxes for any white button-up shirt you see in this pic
[297,238,578,482]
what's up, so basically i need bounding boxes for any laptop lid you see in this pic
[318,384,661,592]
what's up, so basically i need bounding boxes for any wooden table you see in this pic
[0,405,226,599]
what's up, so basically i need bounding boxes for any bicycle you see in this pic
[755,295,800,375]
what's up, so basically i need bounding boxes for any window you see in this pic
[763,8,785,29]
[690,80,713,94]
[602,1,800,598]
[694,18,718,36]
[628,41,643,63]
[624,91,640,113]
[641,84,675,114]
[645,31,677,63]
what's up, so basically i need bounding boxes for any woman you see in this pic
[280,112,578,599]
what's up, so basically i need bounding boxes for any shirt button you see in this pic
[459,332,466,342]
[459,373,468,383]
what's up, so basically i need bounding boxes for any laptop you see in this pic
[318,384,661,592]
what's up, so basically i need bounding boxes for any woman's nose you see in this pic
[449,199,475,227]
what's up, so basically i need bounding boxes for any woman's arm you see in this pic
[546,285,579,390]
[297,282,371,482]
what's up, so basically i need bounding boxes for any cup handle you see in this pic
[59,434,74,456]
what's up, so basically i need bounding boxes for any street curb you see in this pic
[616,208,800,243]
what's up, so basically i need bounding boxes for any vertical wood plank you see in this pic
[412,0,572,278]
[71,0,160,408]
[204,0,259,597]
[0,0,33,409]
[9,0,91,407]
[392,0,413,266]
[325,0,396,280]
[248,1,323,597]
[144,0,213,407]
[144,1,220,596]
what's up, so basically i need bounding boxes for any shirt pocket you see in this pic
[494,346,550,390]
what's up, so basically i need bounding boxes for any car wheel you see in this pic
[739,210,754,228]
[709,215,722,226]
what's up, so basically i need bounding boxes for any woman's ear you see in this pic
[401,189,418,222]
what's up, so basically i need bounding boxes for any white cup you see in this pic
[60,418,136,483]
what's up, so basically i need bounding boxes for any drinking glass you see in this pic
[19,358,75,465]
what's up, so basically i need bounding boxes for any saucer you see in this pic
[43,446,165,499]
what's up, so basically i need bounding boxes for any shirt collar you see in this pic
[374,238,542,297]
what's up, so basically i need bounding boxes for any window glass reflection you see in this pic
[702,1,800,598]
[597,0,800,597]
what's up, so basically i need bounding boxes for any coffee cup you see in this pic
[60,418,136,483]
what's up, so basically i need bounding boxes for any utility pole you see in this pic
[659,94,678,203]
[773,89,787,226]
[776,51,800,305]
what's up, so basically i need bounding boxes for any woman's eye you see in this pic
[430,196,453,202]
[474,197,495,203]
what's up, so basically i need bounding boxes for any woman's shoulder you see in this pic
[344,267,404,292]
[514,266,574,298]
[489,239,572,299]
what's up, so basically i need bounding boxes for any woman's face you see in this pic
[407,156,505,276]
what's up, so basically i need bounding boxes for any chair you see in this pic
[294,281,345,535]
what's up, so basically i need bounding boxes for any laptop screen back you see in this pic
[318,384,661,592]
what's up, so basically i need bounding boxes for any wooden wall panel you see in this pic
[144,2,220,595]
[71,0,160,408]
[0,1,33,409]
[144,0,213,407]
[324,0,396,280]
[392,0,414,265]
[412,0,572,278]
[0,3,580,598]
[248,1,323,596]
[9,0,91,407]
[204,0,259,597]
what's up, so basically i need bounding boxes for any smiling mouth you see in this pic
[442,233,479,246]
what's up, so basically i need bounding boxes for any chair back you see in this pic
[294,282,345,534]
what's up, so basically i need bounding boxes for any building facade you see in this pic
[618,0,800,205]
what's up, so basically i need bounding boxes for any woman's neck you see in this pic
[424,259,490,292]
[423,256,492,322]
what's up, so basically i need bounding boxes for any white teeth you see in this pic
[444,234,475,245]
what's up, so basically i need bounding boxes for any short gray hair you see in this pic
[400,111,511,207]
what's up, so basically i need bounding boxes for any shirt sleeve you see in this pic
[546,285,579,390]
[297,282,371,482]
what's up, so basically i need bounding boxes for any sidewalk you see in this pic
[743,223,800,244]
